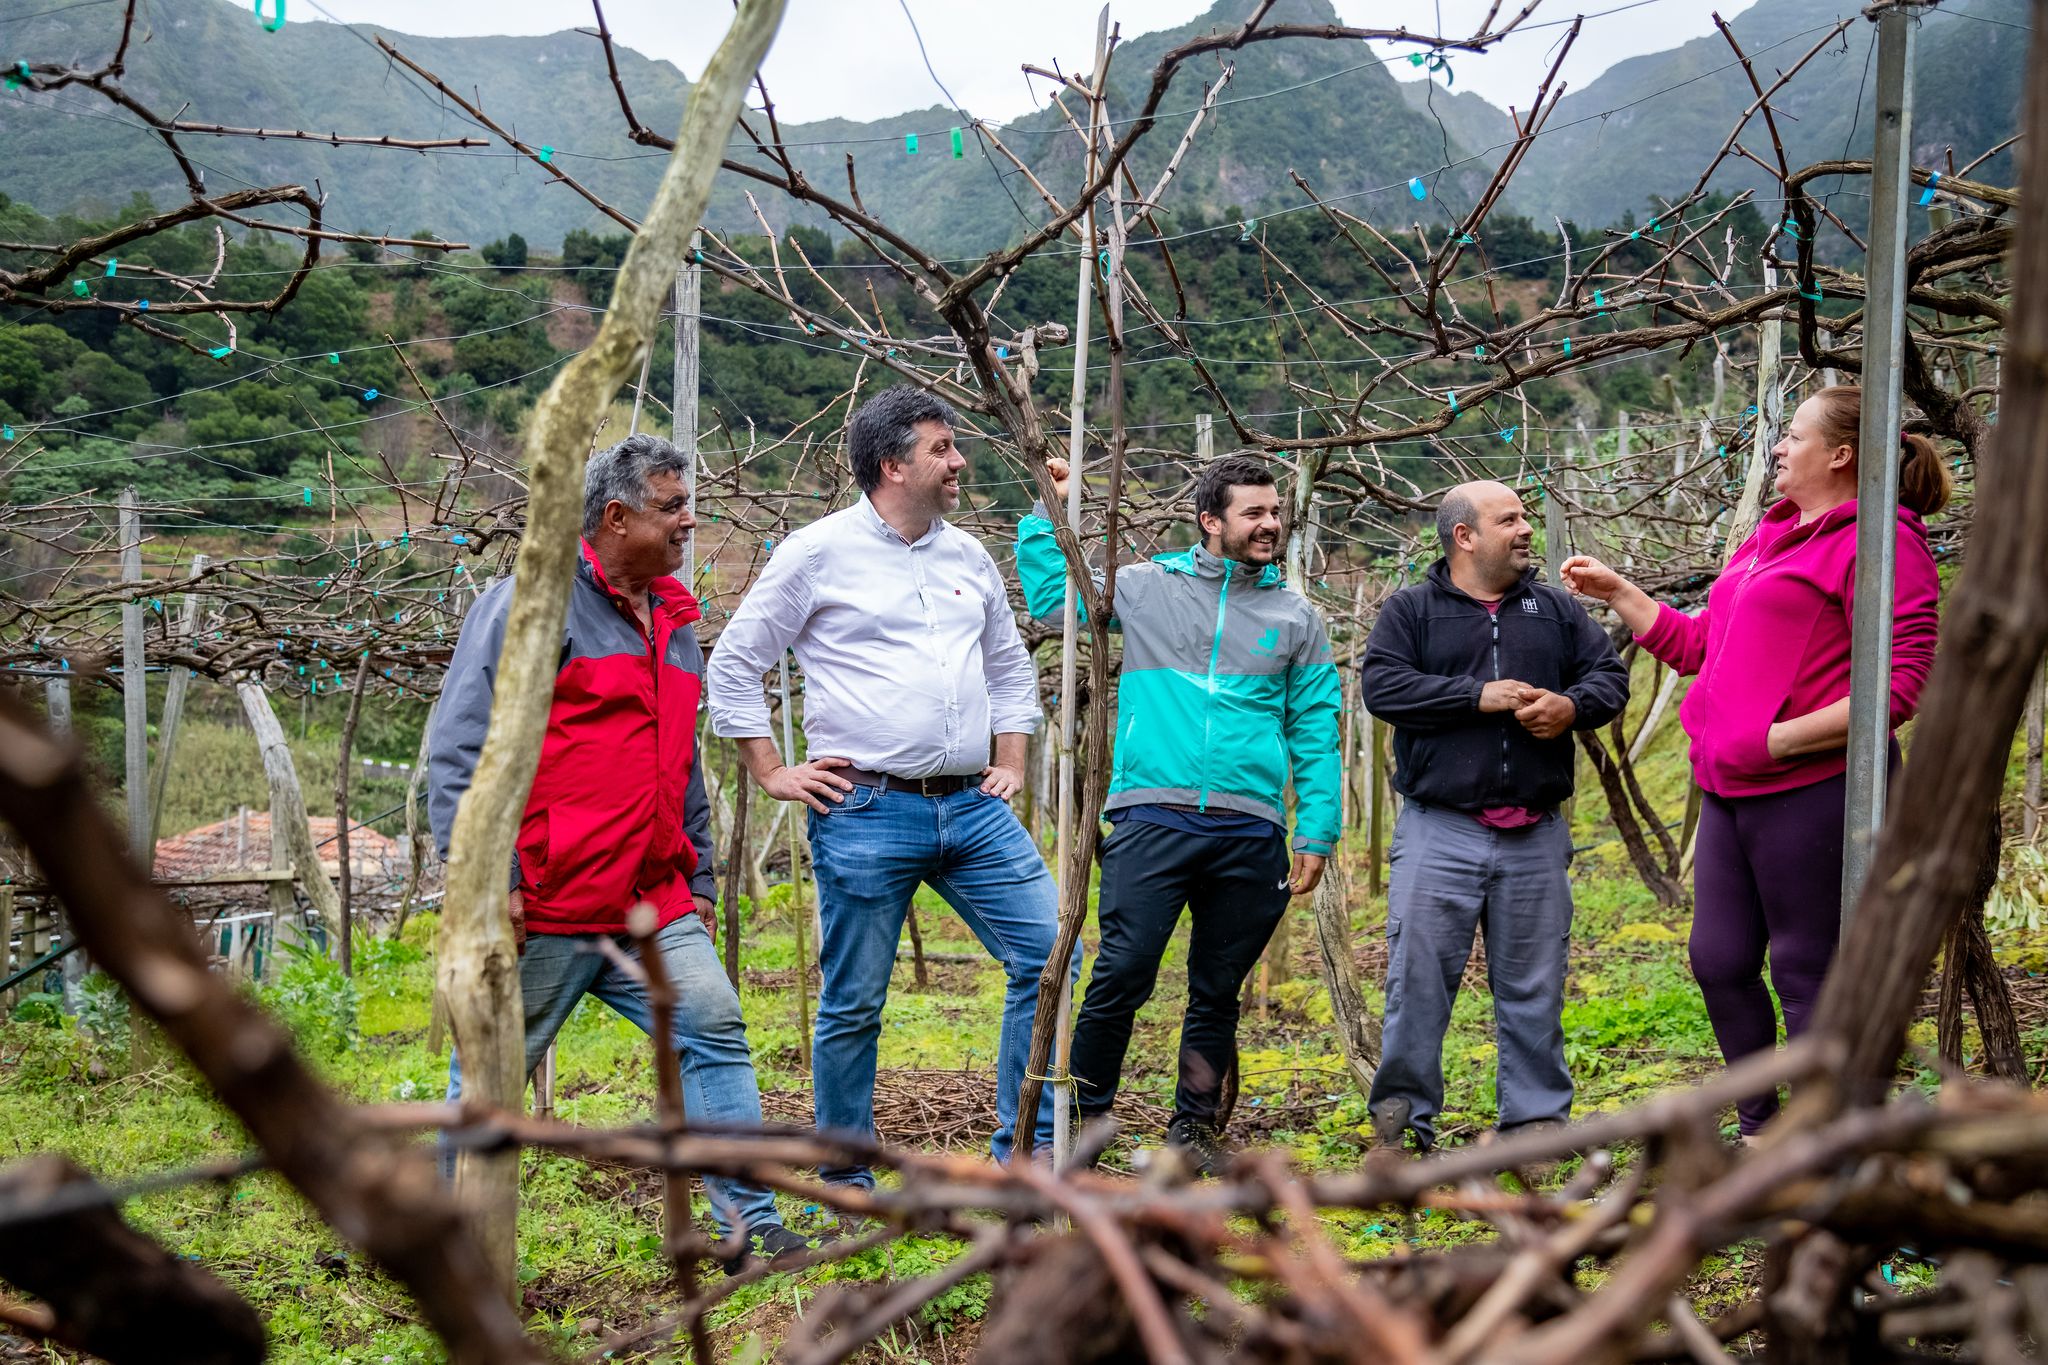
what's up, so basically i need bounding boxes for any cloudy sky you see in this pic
[302,0,1764,123]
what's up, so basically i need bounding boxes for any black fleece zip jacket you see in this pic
[1360,560,1630,812]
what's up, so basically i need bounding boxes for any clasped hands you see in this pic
[1480,677,1576,740]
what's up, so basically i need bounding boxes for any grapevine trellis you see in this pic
[2,0,2046,1361]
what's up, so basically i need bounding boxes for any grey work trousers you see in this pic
[1369,801,1575,1147]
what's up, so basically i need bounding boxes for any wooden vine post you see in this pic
[433,0,786,1293]
[238,682,345,956]
[146,552,209,854]
[777,654,812,1062]
[1040,8,1111,1171]
[334,652,373,975]
[119,488,149,864]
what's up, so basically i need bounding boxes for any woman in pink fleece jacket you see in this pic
[1561,386,1950,1138]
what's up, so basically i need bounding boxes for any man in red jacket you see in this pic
[429,433,804,1270]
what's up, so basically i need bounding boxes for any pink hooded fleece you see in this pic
[1635,497,1940,798]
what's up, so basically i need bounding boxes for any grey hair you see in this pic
[1436,488,1478,556]
[583,433,690,539]
[847,385,960,493]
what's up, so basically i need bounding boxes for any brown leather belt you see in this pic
[840,766,976,797]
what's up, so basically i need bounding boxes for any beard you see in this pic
[1221,525,1280,564]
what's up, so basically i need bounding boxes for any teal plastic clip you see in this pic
[328,352,340,364]
[71,280,88,298]
[303,487,313,505]
[950,127,964,159]
[362,388,379,401]
[537,145,554,164]
[1593,290,1608,315]
[1500,426,1518,443]
[1407,49,1453,85]
[1562,337,1572,356]
[1,425,13,441]
[1239,218,1257,242]
[905,132,918,154]
[209,345,232,359]
[1447,391,1458,413]
[1917,172,1940,207]
[105,259,118,277]
[1408,177,1428,201]
[5,61,29,91]
[1474,344,1486,360]
[254,0,284,31]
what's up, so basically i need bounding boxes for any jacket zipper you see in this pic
[1491,608,1510,799]
[1199,567,1232,810]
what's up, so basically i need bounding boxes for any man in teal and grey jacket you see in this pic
[1017,452,1341,1173]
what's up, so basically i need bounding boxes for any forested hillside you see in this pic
[0,188,1763,527]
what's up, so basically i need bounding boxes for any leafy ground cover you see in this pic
[5,689,2044,1361]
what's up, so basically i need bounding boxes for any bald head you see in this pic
[1437,480,1532,594]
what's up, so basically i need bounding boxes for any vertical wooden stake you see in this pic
[778,656,812,1063]
[146,553,209,854]
[267,792,300,973]
[1367,715,1388,897]
[119,488,149,864]
[905,907,930,989]
[395,706,435,943]
[44,674,84,995]
[1339,669,1356,831]
[334,653,373,975]
[532,1043,556,1121]
[239,682,345,957]
[721,752,750,990]
[2024,659,2045,843]
[676,232,703,587]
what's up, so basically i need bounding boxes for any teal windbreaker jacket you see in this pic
[1016,506,1342,856]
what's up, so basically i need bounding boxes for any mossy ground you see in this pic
[4,658,2043,1361]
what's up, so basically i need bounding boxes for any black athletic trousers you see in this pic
[1068,820,1291,1127]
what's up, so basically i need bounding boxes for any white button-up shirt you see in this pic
[706,497,1042,777]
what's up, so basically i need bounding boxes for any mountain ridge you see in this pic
[0,0,2024,253]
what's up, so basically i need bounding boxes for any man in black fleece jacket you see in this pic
[1361,480,1628,1151]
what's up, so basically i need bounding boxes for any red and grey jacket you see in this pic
[426,541,716,935]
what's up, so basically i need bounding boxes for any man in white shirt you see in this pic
[706,385,1069,1186]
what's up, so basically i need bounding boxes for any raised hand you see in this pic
[1559,555,1626,602]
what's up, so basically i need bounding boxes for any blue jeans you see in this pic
[445,912,782,1238]
[805,784,1072,1185]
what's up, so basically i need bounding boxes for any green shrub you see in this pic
[260,942,359,1058]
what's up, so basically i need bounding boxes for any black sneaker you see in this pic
[715,1223,816,1276]
[1163,1116,1230,1178]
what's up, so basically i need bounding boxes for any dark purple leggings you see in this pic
[1690,772,1847,1134]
